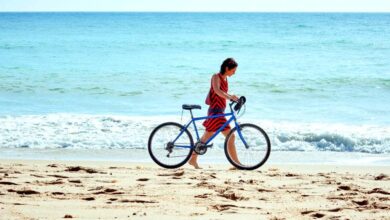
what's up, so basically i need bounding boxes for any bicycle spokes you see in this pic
[148,122,194,169]
[225,123,271,170]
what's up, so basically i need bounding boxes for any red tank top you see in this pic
[207,73,228,110]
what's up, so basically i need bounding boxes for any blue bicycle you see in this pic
[148,97,271,170]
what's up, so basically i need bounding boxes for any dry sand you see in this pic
[0,159,389,219]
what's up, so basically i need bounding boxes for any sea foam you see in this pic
[0,114,388,154]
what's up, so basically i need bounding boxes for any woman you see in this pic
[188,58,240,169]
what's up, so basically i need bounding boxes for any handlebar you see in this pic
[230,96,246,112]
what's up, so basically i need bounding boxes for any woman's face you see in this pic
[225,67,237,77]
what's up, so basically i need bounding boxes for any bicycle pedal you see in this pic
[205,143,213,148]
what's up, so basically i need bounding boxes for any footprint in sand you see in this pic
[374,173,388,180]
[217,189,248,201]
[8,189,40,195]
[311,213,325,218]
[239,179,258,184]
[353,199,369,206]
[258,188,274,193]
[302,208,344,217]
[47,164,58,168]
[210,204,238,212]
[301,210,314,215]
[194,193,211,198]
[93,188,118,195]
[327,208,343,212]
[44,179,64,185]
[172,176,182,179]
[337,185,352,191]
[65,166,98,174]
[0,181,18,185]
[372,202,390,210]
[157,170,185,177]
[368,188,390,195]
[196,181,216,189]
[285,173,300,177]
[68,179,82,183]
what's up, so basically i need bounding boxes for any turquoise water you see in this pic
[0,13,389,157]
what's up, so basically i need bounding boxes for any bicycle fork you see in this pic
[235,122,250,149]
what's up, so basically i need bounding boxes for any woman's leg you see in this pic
[222,129,239,164]
[188,131,214,169]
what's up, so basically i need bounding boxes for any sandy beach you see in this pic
[0,159,388,219]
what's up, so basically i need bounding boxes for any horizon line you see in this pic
[1,11,390,13]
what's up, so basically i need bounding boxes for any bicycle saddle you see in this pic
[182,104,201,110]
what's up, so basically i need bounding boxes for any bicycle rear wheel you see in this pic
[224,123,271,170]
[148,122,194,169]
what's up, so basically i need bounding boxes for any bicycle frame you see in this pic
[172,103,248,149]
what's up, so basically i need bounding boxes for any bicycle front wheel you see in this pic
[148,122,194,169]
[224,123,271,170]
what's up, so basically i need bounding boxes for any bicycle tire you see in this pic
[148,122,194,169]
[224,123,271,170]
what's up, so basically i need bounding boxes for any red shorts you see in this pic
[202,108,231,132]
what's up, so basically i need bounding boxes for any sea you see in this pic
[0,12,389,165]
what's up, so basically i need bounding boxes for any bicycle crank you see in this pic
[194,142,213,155]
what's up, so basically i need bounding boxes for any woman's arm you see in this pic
[211,74,238,101]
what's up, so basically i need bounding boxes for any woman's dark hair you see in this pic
[220,58,238,75]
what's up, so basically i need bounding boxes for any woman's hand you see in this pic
[229,95,239,102]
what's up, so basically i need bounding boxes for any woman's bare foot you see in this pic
[229,161,243,170]
[188,160,202,169]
